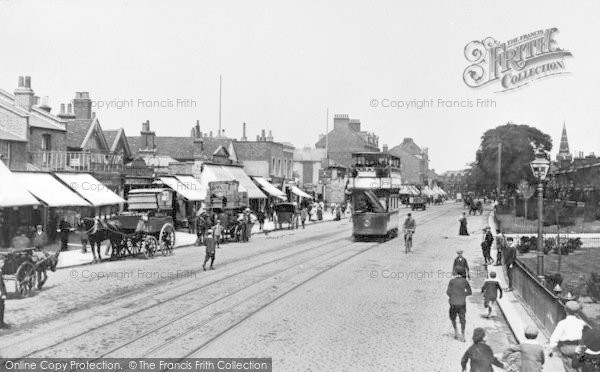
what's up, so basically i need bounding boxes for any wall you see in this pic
[240,160,269,178]
[29,127,67,152]
[0,141,27,170]
[0,106,28,139]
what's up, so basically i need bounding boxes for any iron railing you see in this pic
[29,150,124,172]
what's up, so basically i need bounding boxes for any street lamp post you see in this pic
[530,149,550,277]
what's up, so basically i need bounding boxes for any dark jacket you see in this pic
[481,279,503,301]
[461,342,503,372]
[573,352,600,372]
[504,245,517,266]
[453,256,470,276]
[483,231,494,248]
[447,276,472,306]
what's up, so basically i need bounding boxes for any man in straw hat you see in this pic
[548,300,587,362]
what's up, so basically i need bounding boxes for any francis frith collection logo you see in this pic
[463,28,572,92]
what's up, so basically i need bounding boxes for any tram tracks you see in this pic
[7,205,454,361]
[10,231,352,358]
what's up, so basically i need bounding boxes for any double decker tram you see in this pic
[349,152,402,241]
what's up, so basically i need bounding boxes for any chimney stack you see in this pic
[14,76,35,111]
[209,131,213,138]
[261,129,266,141]
[140,120,156,153]
[60,104,66,114]
[58,102,76,120]
[241,122,247,141]
[267,130,273,141]
[39,96,52,113]
[256,135,260,141]
[73,92,92,119]
[383,144,388,153]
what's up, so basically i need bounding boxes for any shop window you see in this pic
[0,141,10,167]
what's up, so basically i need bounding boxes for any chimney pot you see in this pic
[67,103,73,113]
[24,76,31,88]
[18,76,24,87]
[60,104,65,114]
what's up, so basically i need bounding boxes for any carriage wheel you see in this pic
[143,236,158,258]
[159,223,176,256]
[15,261,36,298]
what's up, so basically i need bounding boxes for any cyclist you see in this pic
[403,213,416,250]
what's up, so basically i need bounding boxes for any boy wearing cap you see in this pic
[452,250,471,280]
[548,300,587,360]
[481,271,503,318]
[203,230,216,271]
[503,326,545,372]
[447,268,472,342]
[461,327,504,371]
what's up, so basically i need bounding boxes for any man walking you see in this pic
[212,220,223,248]
[0,256,9,329]
[494,229,506,266]
[300,208,307,229]
[504,237,517,291]
[482,226,494,265]
[57,217,72,252]
[447,268,472,342]
[203,229,216,271]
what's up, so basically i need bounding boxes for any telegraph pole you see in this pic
[218,75,222,137]
[497,142,502,198]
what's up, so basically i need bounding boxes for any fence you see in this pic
[29,150,124,173]
[513,260,566,333]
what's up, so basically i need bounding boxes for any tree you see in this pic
[467,123,552,194]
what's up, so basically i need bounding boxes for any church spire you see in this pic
[557,121,572,164]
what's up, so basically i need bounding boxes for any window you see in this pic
[278,159,281,176]
[0,141,10,166]
[272,158,276,175]
[41,134,51,151]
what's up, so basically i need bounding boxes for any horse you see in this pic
[78,218,123,263]
[32,251,60,289]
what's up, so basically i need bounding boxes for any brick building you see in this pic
[389,138,430,185]
[293,146,327,187]
[232,123,294,185]
[315,114,379,168]
[0,76,67,170]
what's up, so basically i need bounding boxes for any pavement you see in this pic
[488,210,566,371]
[55,212,338,269]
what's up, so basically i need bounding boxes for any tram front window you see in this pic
[353,190,385,213]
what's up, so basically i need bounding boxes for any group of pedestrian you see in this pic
[449,235,542,371]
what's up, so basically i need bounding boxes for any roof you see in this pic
[129,136,234,161]
[66,118,107,149]
[104,128,132,158]
[397,138,423,156]
[141,155,180,167]
[315,126,379,151]
[0,127,26,142]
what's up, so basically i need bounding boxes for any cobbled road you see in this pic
[1,203,515,371]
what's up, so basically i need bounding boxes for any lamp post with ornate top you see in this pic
[530,149,550,277]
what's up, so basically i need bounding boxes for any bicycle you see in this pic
[404,229,414,254]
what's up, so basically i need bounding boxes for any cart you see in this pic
[274,203,298,230]
[111,188,176,259]
[0,247,58,298]
[409,196,427,211]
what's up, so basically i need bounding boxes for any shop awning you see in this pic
[13,172,90,207]
[222,167,266,199]
[160,176,206,201]
[0,162,40,207]
[253,177,287,200]
[291,186,312,199]
[55,173,125,206]
[202,164,248,193]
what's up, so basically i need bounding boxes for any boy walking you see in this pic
[452,249,470,280]
[203,230,216,271]
[447,268,472,342]
[212,220,223,248]
[481,271,503,318]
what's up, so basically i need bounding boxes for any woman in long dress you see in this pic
[459,212,469,236]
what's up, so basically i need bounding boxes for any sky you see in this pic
[0,0,599,173]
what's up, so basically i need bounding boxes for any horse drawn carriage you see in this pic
[274,203,298,230]
[81,188,176,261]
[409,195,427,211]
[463,193,483,215]
[0,247,59,297]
